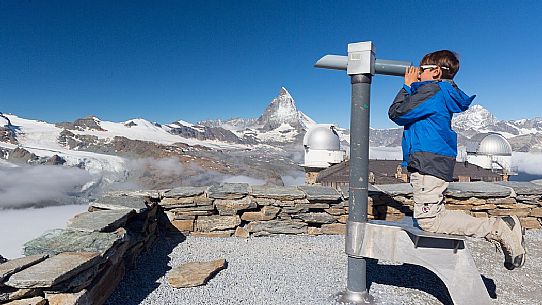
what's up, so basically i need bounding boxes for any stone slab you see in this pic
[23,229,126,257]
[215,197,255,216]
[167,259,227,288]
[446,182,512,198]
[246,220,307,234]
[0,255,48,283]
[66,209,134,233]
[373,183,412,196]
[297,185,342,201]
[0,287,41,303]
[208,183,250,199]
[495,181,542,195]
[46,261,125,305]
[250,185,306,200]
[6,252,100,288]
[195,216,241,232]
[90,196,149,213]
[293,212,336,224]
[163,186,208,198]
[4,297,46,305]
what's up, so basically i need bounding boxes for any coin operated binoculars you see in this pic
[315,42,493,305]
[315,41,409,304]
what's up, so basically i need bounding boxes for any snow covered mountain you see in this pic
[196,87,316,145]
[0,87,319,202]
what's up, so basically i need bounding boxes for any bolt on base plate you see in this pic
[334,290,375,305]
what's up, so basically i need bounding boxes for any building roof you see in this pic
[317,159,502,184]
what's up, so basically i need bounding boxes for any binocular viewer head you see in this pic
[315,42,411,76]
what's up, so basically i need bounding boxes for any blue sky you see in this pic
[1,0,541,129]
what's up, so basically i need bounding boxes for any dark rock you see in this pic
[5,252,101,288]
[164,186,208,198]
[495,181,542,195]
[56,116,105,131]
[7,147,38,163]
[195,216,241,232]
[293,212,336,224]
[45,155,66,165]
[0,254,48,283]
[208,183,250,199]
[297,185,342,201]
[251,185,306,200]
[446,182,512,198]
[246,220,307,234]
[23,229,127,258]
[373,183,412,196]
[66,209,135,233]
[90,195,149,213]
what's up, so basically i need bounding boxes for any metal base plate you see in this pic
[334,290,375,305]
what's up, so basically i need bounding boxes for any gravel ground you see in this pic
[106,230,542,305]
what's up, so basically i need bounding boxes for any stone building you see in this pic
[316,159,502,190]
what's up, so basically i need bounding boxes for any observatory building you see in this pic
[465,132,516,181]
[301,124,346,184]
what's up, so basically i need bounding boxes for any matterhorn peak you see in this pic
[279,87,292,98]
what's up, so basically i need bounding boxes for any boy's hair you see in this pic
[420,50,460,79]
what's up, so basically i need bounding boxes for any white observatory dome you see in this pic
[466,133,512,156]
[303,124,341,150]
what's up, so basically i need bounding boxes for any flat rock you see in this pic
[195,216,241,232]
[23,229,126,257]
[66,209,134,233]
[446,182,511,198]
[246,220,307,234]
[495,181,542,195]
[90,195,149,213]
[208,183,249,199]
[46,260,125,305]
[167,259,227,288]
[0,255,48,284]
[0,287,41,303]
[215,197,255,216]
[3,296,46,305]
[6,252,100,288]
[373,183,412,196]
[297,185,342,201]
[293,212,336,224]
[250,185,306,200]
[164,186,208,198]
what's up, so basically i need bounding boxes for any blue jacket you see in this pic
[388,80,475,181]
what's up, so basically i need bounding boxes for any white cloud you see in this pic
[0,204,87,258]
[221,175,267,185]
[512,152,542,175]
[0,165,94,209]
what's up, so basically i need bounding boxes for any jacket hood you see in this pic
[438,80,475,113]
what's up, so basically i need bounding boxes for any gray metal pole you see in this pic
[337,74,374,304]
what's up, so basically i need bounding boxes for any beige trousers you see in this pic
[410,172,497,238]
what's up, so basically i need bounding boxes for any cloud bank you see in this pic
[0,165,95,209]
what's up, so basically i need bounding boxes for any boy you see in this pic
[388,50,526,270]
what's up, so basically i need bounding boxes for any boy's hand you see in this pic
[404,66,420,87]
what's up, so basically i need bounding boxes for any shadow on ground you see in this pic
[367,258,497,304]
[104,230,185,305]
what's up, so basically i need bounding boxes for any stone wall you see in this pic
[2,181,542,304]
[0,191,160,305]
[160,181,542,239]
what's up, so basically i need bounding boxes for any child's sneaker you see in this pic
[486,215,526,270]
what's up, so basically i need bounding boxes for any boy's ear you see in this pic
[432,68,442,79]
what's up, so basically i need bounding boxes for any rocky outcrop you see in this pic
[7,148,38,164]
[56,116,106,131]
